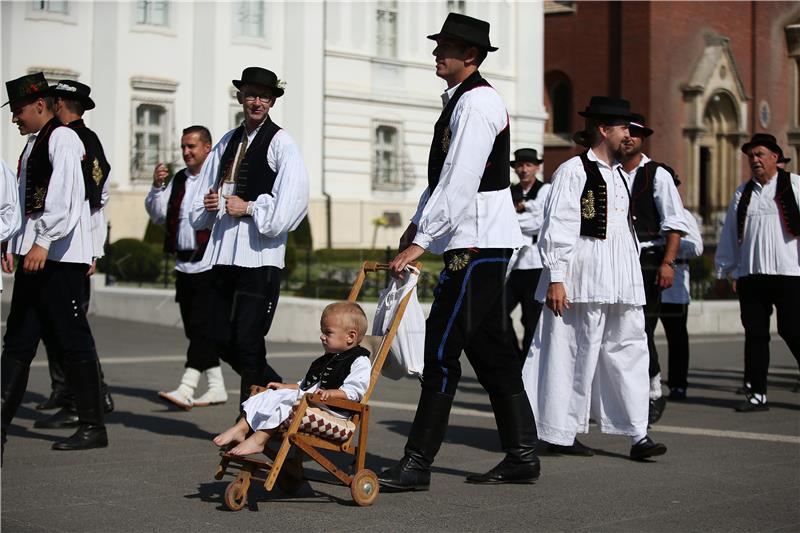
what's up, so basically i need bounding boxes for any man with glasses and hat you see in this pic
[618,113,689,420]
[1,73,107,455]
[523,96,668,462]
[715,133,800,411]
[379,12,540,491]
[506,148,550,362]
[31,80,116,430]
[191,67,309,410]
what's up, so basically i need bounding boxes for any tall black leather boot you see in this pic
[37,346,69,410]
[378,389,453,491]
[2,357,31,458]
[466,392,540,484]
[52,360,108,451]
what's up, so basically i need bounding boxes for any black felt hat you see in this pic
[427,12,498,52]
[2,72,50,110]
[510,148,543,167]
[232,67,285,97]
[629,113,653,137]
[49,80,95,110]
[578,96,636,121]
[740,133,782,155]
[778,156,792,164]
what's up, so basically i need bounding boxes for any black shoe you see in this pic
[735,395,769,412]
[630,436,667,461]
[378,456,430,491]
[33,407,79,429]
[52,424,108,451]
[668,388,687,401]
[735,383,752,395]
[36,390,68,411]
[103,390,114,414]
[648,397,667,424]
[466,459,540,484]
[548,438,593,457]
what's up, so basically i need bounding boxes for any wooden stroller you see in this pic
[214,261,421,509]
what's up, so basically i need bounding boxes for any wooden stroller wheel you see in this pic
[350,469,379,507]
[224,479,248,511]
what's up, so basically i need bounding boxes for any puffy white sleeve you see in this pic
[144,179,172,226]
[33,128,86,251]
[715,190,741,279]
[339,357,372,402]
[0,160,21,242]
[410,187,430,226]
[653,167,690,235]
[189,137,226,230]
[251,132,309,238]
[678,210,703,259]
[538,165,583,283]
[412,101,500,250]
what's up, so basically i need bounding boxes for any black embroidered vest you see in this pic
[300,346,370,392]
[630,160,678,243]
[427,71,510,194]
[578,151,608,239]
[737,170,800,242]
[216,118,281,202]
[163,168,211,261]
[66,119,110,209]
[510,180,545,206]
[20,117,62,215]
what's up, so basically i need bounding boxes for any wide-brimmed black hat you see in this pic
[778,156,792,164]
[510,148,543,167]
[629,113,653,137]
[578,96,636,121]
[427,12,498,52]
[741,133,782,155]
[2,72,50,110]
[48,80,95,110]
[232,67,285,97]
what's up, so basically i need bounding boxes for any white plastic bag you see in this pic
[372,266,425,380]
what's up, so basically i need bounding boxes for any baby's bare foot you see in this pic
[213,426,247,447]
[229,432,269,456]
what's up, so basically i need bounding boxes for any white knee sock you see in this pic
[649,373,663,400]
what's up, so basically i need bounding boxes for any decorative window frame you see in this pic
[129,76,178,181]
[27,66,80,84]
[375,0,398,59]
[372,120,412,192]
[26,1,77,25]
[231,0,271,48]
[130,0,175,36]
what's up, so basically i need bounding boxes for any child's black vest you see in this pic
[427,71,509,194]
[66,119,110,209]
[216,118,282,201]
[163,168,211,262]
[19,117,62,215]
[300,346,370,391]
[736,169,800,242]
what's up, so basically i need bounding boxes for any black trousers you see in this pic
[208,265,282,403]
[737,274,800,394]
[504,268,543,361]
[42,273,109,403]
[640,247,664,379]
[422,248,523,397]
[3,261,102,424]
[659,302,690,390]
[176,270,221,372]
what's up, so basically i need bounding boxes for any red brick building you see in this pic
[543,0,800,228]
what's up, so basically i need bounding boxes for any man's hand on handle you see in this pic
[389,244,424,280]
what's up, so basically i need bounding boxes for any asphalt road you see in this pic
[1,315,799,532]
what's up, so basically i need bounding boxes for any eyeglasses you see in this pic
[241,92,272,103]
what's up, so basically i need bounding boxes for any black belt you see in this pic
[674,258,690,265]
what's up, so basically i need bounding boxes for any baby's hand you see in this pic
[318,389,333,401]
[267,382,283,390]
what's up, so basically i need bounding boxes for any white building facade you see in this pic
[1,0,546,249]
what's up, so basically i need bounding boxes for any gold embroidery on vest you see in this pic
[581,190,596,220]
[441,127,451,153]
[92,158,103,185]
[33,186,46,209]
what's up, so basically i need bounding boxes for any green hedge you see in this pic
[99,238,162,283]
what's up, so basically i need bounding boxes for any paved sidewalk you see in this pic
[1,316,798,532]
